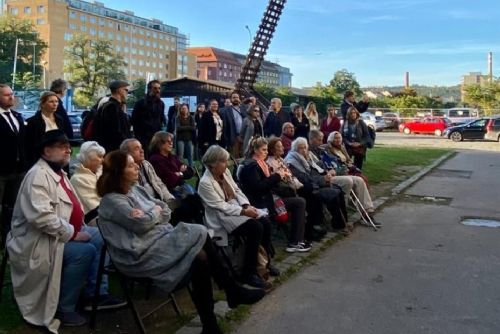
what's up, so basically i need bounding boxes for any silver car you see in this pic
[361,112,387,132]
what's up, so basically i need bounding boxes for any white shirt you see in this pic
[0,106,20,132]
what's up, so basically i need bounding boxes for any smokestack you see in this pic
[488,52,493,82]
[404,71,409,88]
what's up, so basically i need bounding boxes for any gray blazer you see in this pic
[240,116,264,154]
[221,105,247,147]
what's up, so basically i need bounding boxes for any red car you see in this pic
[399,117,452,136]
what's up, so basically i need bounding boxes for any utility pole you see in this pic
[12,38,19,90]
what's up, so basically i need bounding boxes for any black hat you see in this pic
[38,129,69,153]
[109,80,129,91]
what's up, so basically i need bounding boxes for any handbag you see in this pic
[256,245,270,281]
[273,180,296,198]
[272,194,289,224]
[172,183,196,199]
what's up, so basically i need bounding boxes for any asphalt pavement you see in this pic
[234,150,500,334]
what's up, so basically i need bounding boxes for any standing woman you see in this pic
[304,101,319,131]
[175,104,195,167]
[291,104,310,139]
[198,99,224,156]
[240,104,264,154]
[25,91,65,168]
[320,105,341,143]
[341,107,372,170]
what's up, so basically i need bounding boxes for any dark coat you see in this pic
[25,112,65,168]
[55,97,74,139]
[0,110,27,174]
[197,111,224,151]
[291,115,310,139]
[148,153,184,191]
[167,104,180,134]
[220,105,247,147]
[175,115,195,142]
[93,97,131,153]
[131,96,166,149]
[341,119,372,154]
[264,110,291,137]
[238,159,281,210]
[340,99,369,120]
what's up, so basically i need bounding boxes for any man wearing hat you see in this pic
[6,130,125,331]
[93,80,132,153]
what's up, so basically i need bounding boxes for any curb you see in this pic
[175,152,454,333]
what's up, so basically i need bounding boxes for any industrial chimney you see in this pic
[488,52,493,82]
[404,71,409,88]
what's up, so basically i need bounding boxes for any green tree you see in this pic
[275,86,296,107]
[463,82,500,115]
[329,69,362,96]
[253,82,276,102]
[127,78,147,108]
[64,34,126,107]
[0,15,47,86]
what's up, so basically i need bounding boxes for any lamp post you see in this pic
[12,38,19,90]
[244,25,252,46]
[42,61,48,90]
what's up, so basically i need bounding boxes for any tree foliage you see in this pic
[64,34,126,107]
[329,69,362,96]
[463,82,500,115]
[0,15,47,86]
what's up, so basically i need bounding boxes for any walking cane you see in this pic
[350,190,378,231]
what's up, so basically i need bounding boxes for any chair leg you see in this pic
[89,246,107,330]
[120,277,147,334]
[0,249,9,303]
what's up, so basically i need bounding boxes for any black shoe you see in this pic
[55,311,87,327]
[268,264,281,277]
[243,274,272,289]
[83,294,127,311]
[225,283,266,309]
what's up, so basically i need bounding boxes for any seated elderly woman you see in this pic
[70,141,105,224]
[285,137,351,235]
[198,145,272,289]
[238,137,310,253]
[149,131,195,196]
[97,150,265,334]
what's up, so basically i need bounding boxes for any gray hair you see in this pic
[76,141,105,163]
[308,129,323,142]
[202,145,229,168]
[327,131,342,143]
[271,97,282,105]
[282,122,293,132]
[119,138,139,152]
[290,137,308,152]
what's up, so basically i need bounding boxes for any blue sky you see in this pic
[105,0,500,88]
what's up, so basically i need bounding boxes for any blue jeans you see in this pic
[58,225,109,313]
[176,140,193,167]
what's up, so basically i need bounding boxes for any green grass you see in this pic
[362,146,450,185]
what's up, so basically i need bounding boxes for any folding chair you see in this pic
[350,190,378,231]
[89,226,185,334]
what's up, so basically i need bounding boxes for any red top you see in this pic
[58,172,84,240]
[320,116,341,143]
[149,153,184,191]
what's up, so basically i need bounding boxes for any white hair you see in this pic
[77,141,105,163]
[327,131,342,143]
[290,137,308,152]
[202,145,229,168]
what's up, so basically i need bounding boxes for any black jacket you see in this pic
[167,104,180,134]
[56,97,74,139]
[197,111,224,149]
[0,110,27,174]
[238,159,281,210]
[340,100,369,120]
[264,110,291,137]
[131,95,166,149]
[25,112,65,168]
[93,97,131,153]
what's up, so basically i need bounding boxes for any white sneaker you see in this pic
[286,243,312,253]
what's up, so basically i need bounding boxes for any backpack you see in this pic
[366,125,376,149]
[80,108,97,141]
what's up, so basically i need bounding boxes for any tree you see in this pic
[64,34,126,107]
[0,15,47,86]
[329,69,362,96]
[463,82,500,115]
[127,78,146,108]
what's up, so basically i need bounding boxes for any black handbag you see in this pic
[273,180,297,198]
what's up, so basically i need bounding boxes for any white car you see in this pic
[361,112,387,132]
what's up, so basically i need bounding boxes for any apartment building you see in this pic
[5,0,196,86]
[188,46,292,88]
[460,72,489,102]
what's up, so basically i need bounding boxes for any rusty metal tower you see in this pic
[235,0,286,101]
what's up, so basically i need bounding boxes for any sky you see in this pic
[104,0,500,88]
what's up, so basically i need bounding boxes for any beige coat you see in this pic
[7,159,76,333]
[70,163,101,213]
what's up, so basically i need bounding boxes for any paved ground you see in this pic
[234,150,500,334]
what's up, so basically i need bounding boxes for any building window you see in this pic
[90,28,96,36]
[116,34,121,41]
[146,41,150,47]
[24,7,31,14]
[80,15,86,22]
[37,5,44,13]
[36,18,45,25]
[139,39,144,46]
[98,30,105,37]
[108,21,114,28]
[99,18,105,26]
[10,7,18,15]
[80,26,87,32]
[108,32,113,39]
[70,11,76,19]
[139,50,144,55]
[90,17,96,24]
[124,36,129,42]
[64,33,73,41]
[70,23,77,30]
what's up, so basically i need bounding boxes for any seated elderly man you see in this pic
[308,130,380,227]
[6,130,124,331]
[280,122,295,157]
[70,141,105,224]
[198,145,272,289]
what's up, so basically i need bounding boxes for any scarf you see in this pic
[284,150,311,174]
[254,156,270,177]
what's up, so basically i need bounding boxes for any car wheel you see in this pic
[434,129,442,136]
[450,131,463,142]
[403,127,411,134]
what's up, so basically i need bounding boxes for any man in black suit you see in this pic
[0,84,27,246]
[50,79,74,139]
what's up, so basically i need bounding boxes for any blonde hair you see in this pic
[304,101,317,117]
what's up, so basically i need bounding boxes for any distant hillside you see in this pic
[364,85,461,101]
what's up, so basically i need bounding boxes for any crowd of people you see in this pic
[0,79,380,334]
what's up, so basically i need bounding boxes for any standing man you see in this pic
[131,80,166,156]
[0,84,27,246]
[340,91,369,121]
[93,80,131,153]
[264,97,291,137]
[221,91,247,158]
[50,79,74,139]
[167,96,181,134]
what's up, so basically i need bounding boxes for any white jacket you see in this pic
[70,163,101,213]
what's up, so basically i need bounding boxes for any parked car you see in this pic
[399,117,452,136]
[19,110,36,125]
[443,118,490,142]
[484,115,500,142]
[361,112,387,132]
[68,113,83,140]
[382,112,401,129]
